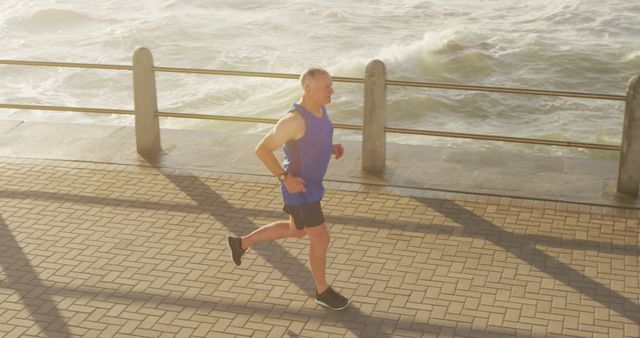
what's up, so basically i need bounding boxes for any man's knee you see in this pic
[307,225,330,251]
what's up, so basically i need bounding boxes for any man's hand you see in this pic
[332,144,345,160]
[283,175,306,193]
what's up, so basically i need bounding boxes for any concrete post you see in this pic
[133,47,161,158]
[617,74,640,197]
[363,60,387,172]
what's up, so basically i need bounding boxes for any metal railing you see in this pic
[3,60,623,100]
[0,59,624,149]
[0,103,620,152]
[1,47,639,196]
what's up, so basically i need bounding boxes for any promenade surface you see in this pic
[1,156,639,337]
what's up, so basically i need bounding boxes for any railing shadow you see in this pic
[362,164,640,325]
[1,190,637,257]
[0,215,71,338]
[327,214,640,257]
[380,166,640,326]
[0,280,573,338]
[2,171,639,335]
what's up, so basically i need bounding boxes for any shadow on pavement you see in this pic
[384,166,640,326]
[417,196,640,326]
[0,215,71,338]
[1,189,636,257]
[160,172,394,337]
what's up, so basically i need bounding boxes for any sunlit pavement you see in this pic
[0,157,638,337]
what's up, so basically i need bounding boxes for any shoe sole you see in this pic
[226,236,241,266]
[315,298,351,311]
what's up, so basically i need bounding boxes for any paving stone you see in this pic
[0,158,638,337]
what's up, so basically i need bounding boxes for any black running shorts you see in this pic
[283,200,325,230]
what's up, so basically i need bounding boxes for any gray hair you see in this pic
[299,67,330,87]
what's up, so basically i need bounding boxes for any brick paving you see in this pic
[0,157,638,337]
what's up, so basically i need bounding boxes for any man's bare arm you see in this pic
[255,113,306,192]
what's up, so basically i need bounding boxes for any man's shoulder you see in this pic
[280,110,305,127]
[275,110,305,140]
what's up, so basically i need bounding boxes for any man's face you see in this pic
[306,73,334,105]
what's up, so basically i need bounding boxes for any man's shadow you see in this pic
[160,172,394,337]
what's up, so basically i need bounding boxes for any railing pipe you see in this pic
[0,59,625,100]
[0,102,619,151]
[0,59,131,70]
[384,126,620,151]
[385,79,625,101]
[0,104,133,115]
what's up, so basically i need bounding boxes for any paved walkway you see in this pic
[0,157,639,337]
[2,120,638,208]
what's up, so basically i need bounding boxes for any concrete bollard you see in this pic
[363,59,387,172]
[617,74,640,197]
[133,47,161,158]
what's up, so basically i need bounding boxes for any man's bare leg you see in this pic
[305,223,330,294]
[241,216,305,250]
[306,223,351,310]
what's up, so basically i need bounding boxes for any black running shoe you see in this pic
[227,236,245,266]
[315,287,351,310]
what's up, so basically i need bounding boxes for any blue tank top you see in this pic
[281,103,334,206]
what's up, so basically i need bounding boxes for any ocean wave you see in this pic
[375,30,458,66]
[5,8,112,34]
[318,30,469,81]
[371,30,503,83]
[623,50,640,64]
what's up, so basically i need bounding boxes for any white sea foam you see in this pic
[0,0,637,157]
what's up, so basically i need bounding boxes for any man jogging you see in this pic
[227,67,350,310]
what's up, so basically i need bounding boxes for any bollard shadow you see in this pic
[0,215,71,338]
[383,169,640,326]
[428,198,640,325]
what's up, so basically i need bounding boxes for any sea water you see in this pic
[1,0,639,157]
